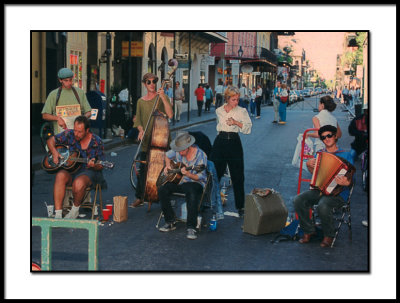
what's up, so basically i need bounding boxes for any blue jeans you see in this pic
[279,101,287,121]
[250,100,256,115]
[207,160,224,220]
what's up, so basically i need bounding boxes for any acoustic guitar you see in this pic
[156,161,206,187]
[42,144,114,174]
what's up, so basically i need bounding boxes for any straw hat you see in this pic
[170,132,196,152]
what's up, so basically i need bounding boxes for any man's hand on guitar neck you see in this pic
[87,158,103,171]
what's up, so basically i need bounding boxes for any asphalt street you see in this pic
[31,97,369,272]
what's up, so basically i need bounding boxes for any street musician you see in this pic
[294,125,355,248]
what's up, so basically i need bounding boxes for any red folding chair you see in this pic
[295,128,318,220]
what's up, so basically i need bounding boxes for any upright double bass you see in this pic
[133,58,178,210]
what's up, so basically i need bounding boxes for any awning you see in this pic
[241,58,277,68]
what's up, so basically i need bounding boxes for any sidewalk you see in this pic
[31,105,220,171]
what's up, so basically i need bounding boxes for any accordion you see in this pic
[310,152,356,196]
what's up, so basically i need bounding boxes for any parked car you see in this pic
[302,89,311,97]
[294,90,304,101]
[289,91,297,104]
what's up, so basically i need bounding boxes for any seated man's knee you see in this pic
[72,177,90,193]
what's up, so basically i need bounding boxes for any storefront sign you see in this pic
[122,41,143,57]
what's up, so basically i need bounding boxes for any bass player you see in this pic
[293,125,354,248]
[46,115,105,219]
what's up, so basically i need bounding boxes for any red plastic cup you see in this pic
[106,204,113,214]
[102,209,111,221]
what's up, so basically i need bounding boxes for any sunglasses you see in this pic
[320,133,334,140]
[146,79,158,85]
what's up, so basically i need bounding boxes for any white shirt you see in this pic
[215,85,224,94]
[314,109,338,151]
[256,88,263,97]
[215,105,252,134]
[239,87,248,98]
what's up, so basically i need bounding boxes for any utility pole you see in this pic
[104,32,112,139]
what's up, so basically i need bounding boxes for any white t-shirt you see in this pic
[215,85,224,94]
[256,88,263,97]
[314,109,338,152]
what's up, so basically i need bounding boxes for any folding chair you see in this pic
[155,171,212,231]
[63,183,104,220]
[311,183,354,248]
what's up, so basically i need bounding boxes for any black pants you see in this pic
[255,96,262,116]
[205,98,212,111]
[216,94,223,108]
[210,132,245,210]
[197,100,204,116]
[158,182,203,229]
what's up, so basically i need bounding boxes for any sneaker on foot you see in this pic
[256,116,261,119]
[186,228,197,240]
[362,220,368,227]
[64,209,79,219]
[159,222,176,232]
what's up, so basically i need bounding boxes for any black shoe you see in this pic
[238,208,245,217]
[272,120,277,123]
[159,222,176,232]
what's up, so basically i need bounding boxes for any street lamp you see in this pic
[238,46,243,86]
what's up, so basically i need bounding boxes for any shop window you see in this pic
[200,71,205,84]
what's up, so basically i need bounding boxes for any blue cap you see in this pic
[57,68,74,79]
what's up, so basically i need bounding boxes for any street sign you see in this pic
[232,63,239,75]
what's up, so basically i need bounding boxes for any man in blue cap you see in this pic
[42,67,92,134]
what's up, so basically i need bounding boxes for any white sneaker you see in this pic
[186,228,197,240]
[362,220,368,227]
[64,209,79,219]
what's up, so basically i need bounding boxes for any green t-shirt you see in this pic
[134,96,171,152]
[41,87,92,134]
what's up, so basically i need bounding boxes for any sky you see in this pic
[293,32,346,81]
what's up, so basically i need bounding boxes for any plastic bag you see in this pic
[292,133,314,171]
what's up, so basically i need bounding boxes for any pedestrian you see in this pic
[215,79,224,108]
[164,83,173,99]
[174,81,185,122]
[354,87,360,105]
[349,87,355,109]
[46,115,106,219]
[250,87,257,117]
[194,84,205,116]
[294,125,354,248]
[278,83,288,124]
[204,84,213,112]
[210,86,252,217]
[130,73,174,208]
[348,105,368,161]
[239,83,249,111]
[41,67,92,134]
[342,86,349,106]
[272,81,281,123]
[255,84,263,119]
[157,132,208,240]
[306,95,342,152]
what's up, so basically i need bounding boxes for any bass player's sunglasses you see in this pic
[146,79,158,85]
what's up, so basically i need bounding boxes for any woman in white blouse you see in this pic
[306,95,342,152]
[210,86,252,217]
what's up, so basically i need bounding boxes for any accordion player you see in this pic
[310,151,356,196]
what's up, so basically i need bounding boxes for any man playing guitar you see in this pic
[157,132,208,240]
[293,125,354,248]
[46,115,105,219]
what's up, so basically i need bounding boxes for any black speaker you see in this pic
[243,192,288,236]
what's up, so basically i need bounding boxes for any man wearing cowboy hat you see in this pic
[158,132,208,240]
